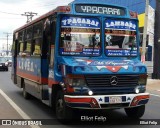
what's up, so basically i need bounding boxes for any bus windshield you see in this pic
[105,19,138,56]
[59,16,101,56]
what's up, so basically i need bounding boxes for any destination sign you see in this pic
[75,4,125,16]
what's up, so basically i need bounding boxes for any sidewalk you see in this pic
[147,79,160,95]
[147,79,160,88]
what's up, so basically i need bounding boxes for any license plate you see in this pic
[0,65,2,66]
[109,96,122,104]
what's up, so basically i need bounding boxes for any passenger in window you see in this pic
[105,35,120,49]
[89,34,100,48]
[33,39,41,55]
[122,36,135,49]
[106,35,112,46]
[23,41,31,56]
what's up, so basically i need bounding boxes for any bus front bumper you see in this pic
[64,93,149,109]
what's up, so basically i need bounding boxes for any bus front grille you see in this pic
[85,75,139,87]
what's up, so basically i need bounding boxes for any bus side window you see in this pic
[18,31,24,55]
[13,33,19,56]
[32,22,42,56]
[43,18,50,59]
[12,34,15,56]
[47,17,56,68]
[24,27,32,55]
[17,41,20,56]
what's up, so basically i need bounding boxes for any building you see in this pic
[74,0,160,78]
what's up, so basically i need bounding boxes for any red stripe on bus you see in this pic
[17,71,48,84]
[48,79,59,87]
[41,77,48,84]
[64,97,92,103]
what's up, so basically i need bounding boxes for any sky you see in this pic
[0,0,73,51]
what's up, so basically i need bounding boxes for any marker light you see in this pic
[56,6,71,13]
[129,11,138,18]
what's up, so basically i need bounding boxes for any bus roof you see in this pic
[14,1,136,33]
[70,0,127,9]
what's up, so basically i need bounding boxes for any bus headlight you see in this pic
[135,87,140,94]
[135,85,146,93]
[67,78,86,86]
[138,74,148,85]
[88,90,93,95]
[66,75,87,86]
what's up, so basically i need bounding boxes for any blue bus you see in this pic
[12,0,149,121]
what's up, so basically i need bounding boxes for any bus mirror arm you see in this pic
[57,64,61,72]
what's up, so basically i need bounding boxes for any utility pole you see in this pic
[141,0,149,63]
[21,12,38,23]
[3,32,12,56]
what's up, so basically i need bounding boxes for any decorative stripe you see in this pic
[106,66,122,72]
[131,95,149,106]
[137,99,149,105]
[48,79,59,87]
[64,97,100,108]
[64,97,92,103]
[17,71,48,84]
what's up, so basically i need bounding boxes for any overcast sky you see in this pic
[0,0,73,50]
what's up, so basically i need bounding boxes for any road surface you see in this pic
[0,69,159,128]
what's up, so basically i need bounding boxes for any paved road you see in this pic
[0,69,160,128]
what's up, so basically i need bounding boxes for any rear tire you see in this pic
[125,105,145,119]
[55,90,73,122]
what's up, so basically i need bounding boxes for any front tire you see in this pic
[125,105,145,119]
[55,90,73,122]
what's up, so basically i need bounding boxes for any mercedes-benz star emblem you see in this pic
[110,76,118,85]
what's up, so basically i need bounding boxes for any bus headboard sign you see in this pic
[75,4,125,16]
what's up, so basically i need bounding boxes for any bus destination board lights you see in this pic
[75,4,125,16]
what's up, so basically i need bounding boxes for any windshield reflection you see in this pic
[60,16,101,56]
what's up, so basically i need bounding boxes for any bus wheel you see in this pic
[125,105,145,119]
[55,90,73,122]
[22,82,30,99]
